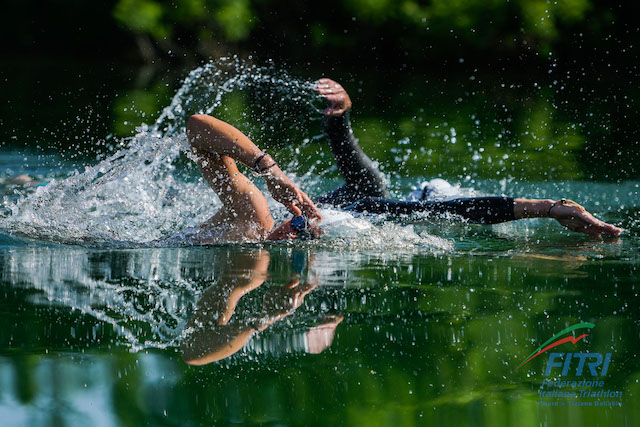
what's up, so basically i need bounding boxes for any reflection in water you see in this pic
[181,250,343,365]
[0,244,346,358]
[1,239,635,357]
[0,240,639,424]
[1,245,201,350]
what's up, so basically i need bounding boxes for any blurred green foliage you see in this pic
[107,0,605,57]
[2,0,633,62]
[113,0,255,42]
[114,0,169,39]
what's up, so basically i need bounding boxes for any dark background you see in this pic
[3,0,638,68]
[1,0,638,179]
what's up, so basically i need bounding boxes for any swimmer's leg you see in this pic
[318,113,390,206]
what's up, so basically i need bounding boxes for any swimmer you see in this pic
[184,80,621,242]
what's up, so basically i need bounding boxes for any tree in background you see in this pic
[110,0,602,60]
[1,0,632,63]
[113,0,255,59]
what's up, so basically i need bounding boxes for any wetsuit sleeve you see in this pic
[344,197,517,224]
[322,113,353,150]
[321,113,389,200]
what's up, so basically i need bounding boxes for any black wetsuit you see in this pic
[314,113,516,225]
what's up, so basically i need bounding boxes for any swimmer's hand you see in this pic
[549,199,622,236]
[262,278,317,317]
[264,166,321,220]
[514,198,622,236]
[317,78,352,116]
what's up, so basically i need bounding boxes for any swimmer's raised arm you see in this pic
[187,114,320,220]
[315,78,390,204]
[314,80,620,237]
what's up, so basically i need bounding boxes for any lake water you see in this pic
[1,57,638,426]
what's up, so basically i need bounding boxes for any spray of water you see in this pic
[0,57,452,251]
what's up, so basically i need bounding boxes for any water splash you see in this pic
[0,245,448,353]
[152,57,320,136]
[0,57,451,251]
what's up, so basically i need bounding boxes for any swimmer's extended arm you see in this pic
[187,114,320,220]
[315,81,621,237]
[345,197,621,236]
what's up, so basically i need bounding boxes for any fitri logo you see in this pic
[515,322,612,376]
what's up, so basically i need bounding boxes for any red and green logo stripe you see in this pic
[515,322,595,371]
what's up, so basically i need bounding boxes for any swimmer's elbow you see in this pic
[187,114,209,133]
[187,114,215,147]
[188,114,209,123]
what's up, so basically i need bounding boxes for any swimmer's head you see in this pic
[266,215,323,241]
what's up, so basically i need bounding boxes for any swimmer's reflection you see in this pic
[512,237,623,278]
[181,250,342,365]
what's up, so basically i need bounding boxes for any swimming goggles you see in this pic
[291,214,311,238]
